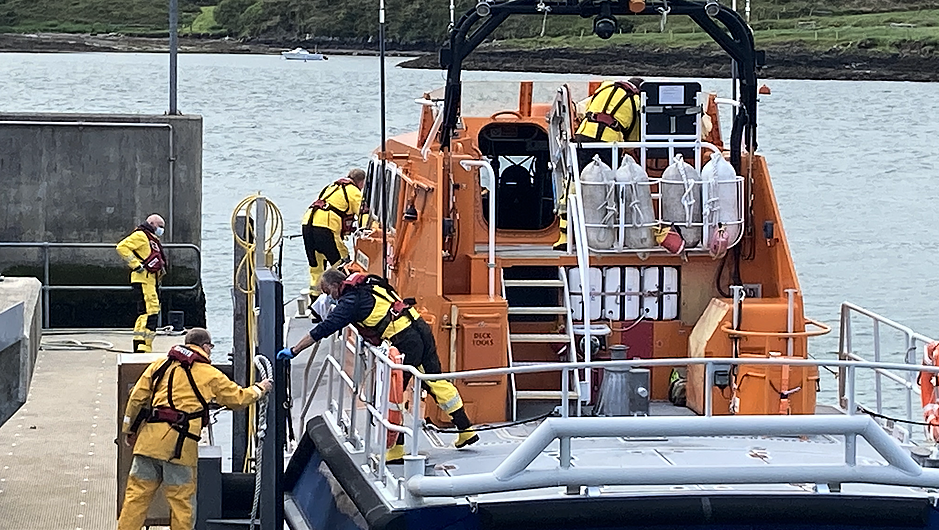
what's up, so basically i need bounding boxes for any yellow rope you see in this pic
[230,194,283,472]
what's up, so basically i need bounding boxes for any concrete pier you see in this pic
[0,277,42,427]
[0,113,205,328]
[0,331,183,530]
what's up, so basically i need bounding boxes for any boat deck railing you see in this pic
[298,302,938,501]
[838,301,933,430]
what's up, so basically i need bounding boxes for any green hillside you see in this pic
[0,0,937,55]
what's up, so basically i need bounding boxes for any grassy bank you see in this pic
[495,9,939,55]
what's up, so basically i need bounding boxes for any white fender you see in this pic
[614,156,655,250]
[580,156,615,250]
[701,151,741,246]
[660,155,703,247]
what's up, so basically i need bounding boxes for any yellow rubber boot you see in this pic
[385,444,406,464]
[455,430,479,449]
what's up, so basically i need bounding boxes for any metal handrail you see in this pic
[407,415,939,498]
[459,159,497,300]
[721,317,831,338]
[300,303,939,497]
[0,241,201,328]
[838,302,934,426]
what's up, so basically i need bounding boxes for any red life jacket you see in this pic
[132,225,167,273]
[583,81,641,139]
[340,273,415,345]
[129,345,211,460]
[308,178,357,236]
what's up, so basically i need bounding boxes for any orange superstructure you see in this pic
[350,80,820,425]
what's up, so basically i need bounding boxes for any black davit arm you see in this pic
[439,0,758,169]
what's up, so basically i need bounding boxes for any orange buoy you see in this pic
[758,84,771,95]
[386,346,405,449]
[921,342,939,441]
[629,0,646,13]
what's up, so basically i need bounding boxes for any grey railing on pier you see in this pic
[0,241,201,328]
[299,302,939,501]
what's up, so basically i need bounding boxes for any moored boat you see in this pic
[282,47,326,61]
[272,1,939,529]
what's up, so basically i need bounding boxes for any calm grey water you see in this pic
[1,52,937,411]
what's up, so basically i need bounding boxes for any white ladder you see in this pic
[503,267,581,420]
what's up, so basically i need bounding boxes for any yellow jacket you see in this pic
[575,81,642,143]
[122,345,264,467]
[302,181,363,235]
[116,228,162,284]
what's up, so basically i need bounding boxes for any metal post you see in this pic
[326,335,336,414]
[254,197,268,273]
[42,243,50,328]
[905,334,914,422]
[838,304,850,409]
[256,269,285,530]
[169,0,178,115]
[409,373,421,456]
[560,369,571,469]
[846,365,856,415]
[873,320,882,414]
[362,345,375,465]
[347,336,364,449]
[336,332,347,434]
[704,363,713,417]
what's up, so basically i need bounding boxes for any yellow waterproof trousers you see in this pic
[132,278,160,353]
[118,455,196,530]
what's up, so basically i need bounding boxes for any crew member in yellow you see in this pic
[117,328,272,530]
[555,78,644,250]
[116,213,167,352]
[302,168,366,299]
[278,269,478,462]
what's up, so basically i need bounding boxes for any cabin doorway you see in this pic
[478,123,555,231]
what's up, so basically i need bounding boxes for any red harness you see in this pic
[309,178,357,236]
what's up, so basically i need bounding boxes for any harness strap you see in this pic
[140,356,210,460]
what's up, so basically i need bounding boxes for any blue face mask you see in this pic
[154,226,165,237]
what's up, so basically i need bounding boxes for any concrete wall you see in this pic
[0,277,42,427]
[0,114,205,328]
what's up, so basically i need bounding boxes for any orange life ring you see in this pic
[386,346,405,449]
[921,341,939,441]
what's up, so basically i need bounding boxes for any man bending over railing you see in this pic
[278,268,478,463]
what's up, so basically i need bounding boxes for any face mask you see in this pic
[154,226,165,237]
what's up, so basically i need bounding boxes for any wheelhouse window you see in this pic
[478,123,554,231]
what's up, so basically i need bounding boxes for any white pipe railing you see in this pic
[460,159,497,300]
[838,302,933,425]
[299,302,938,498]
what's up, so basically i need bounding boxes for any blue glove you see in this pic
[277,347,296,360]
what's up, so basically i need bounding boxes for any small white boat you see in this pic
[281,47,327,61]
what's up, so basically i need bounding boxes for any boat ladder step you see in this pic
[516,390,580,400]
[510,333,571,343]
[503,279,565,288]
[507,306,569,315]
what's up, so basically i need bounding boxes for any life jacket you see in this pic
[131,224,167,274]
[308,178,357,236]
[129,345,211,460]
[582,81,641,142]
[340,272,416,345]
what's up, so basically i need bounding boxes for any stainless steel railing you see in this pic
[838,302,934,426]
[0,241,201,328]
[297,302,938,499]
